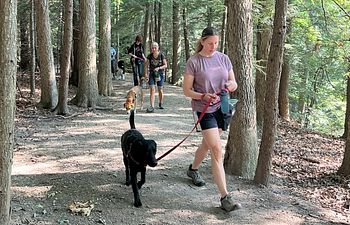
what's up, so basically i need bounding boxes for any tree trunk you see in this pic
[0,1,17,224]
[182,7,190,61]
[70,0,79,87]
[71,0,99,108]
[254,0,288,186]
[339,63,350,173]
[113,1,121,61]
[30,0,36,97]
[255,24,272,129]
[224,0,258,179]
[55,0,73,115]
[219,6,227,53]
[171,0,180,84]
[157,2,162,45]
[35,0,58,110]
[19,0,31,72]
[143,2,150,55]
[98,0,113,96]
[298,68,309,125]
[207,7,213,27]
[278,52,290,120]
[338,109,350,175]
[278,18,292,121]
[343,77,350,138]
[255,0,273,129]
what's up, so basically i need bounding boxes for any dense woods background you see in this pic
[14,0,350,135]
[1,0,350,224]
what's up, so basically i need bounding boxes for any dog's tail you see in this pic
[129,109,136,129]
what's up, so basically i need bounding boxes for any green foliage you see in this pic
[288,0,350,135]
[23,0,350,137]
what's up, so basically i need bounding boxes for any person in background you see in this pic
[182,27,241,212]
[128,35,146,86]
[110,44,117,80]
[144,42,167,113]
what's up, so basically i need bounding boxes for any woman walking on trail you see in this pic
[145,41,167,113]
[128,34,146,86]
[182,27,241,212]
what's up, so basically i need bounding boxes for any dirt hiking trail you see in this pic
[11,75,349,225]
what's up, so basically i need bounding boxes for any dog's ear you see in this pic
[146,140,157,153]
[151,140,157,152]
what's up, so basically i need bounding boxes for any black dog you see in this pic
[117,60,125,74]
[121,110,157,207]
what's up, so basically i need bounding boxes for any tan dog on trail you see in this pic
[123,85,145,114]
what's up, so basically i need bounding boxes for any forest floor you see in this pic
[10,74,350,225]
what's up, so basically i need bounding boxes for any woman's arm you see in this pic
[155,56,167,71]
[183,74,199,99]
[128,44,135,58]
[161,57,167,69]
[183,74,215,101]
[225,69,238,92]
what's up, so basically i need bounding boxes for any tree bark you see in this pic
[35,0,58,110]
[143,2,150,55]
[157,2,162,45]
[98,0,113,96]
[255,24,272,129]
[113,1,121,61]
[255,0,273,129]
[254,0,288,186]
[70,0,80,87]
[30,0,36,97]
[339,61,350,174]
[342,60,350,138]
[219,6,227,53]
[19,0,31,72]
[54,0,73,115]
[278,52,290,120]
[338,106,350,175]
[224,0,258,179]
[182,7,190,61]
[171,0,180,84]
[0,1,17,224]
[298,68,309,125]
[278,18,292,121]
[71,0,99,108]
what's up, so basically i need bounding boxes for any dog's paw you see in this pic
[134,200,142,208]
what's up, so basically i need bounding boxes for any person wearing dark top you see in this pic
[144,42,167,113]
[128,35,146,86]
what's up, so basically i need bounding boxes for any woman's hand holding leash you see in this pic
[201,93,218,102]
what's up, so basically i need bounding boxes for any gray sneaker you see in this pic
[187,164,205,187]
[220,195,242,212]
[146,106,154,113]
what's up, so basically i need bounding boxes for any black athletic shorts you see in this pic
[196,108,232,131]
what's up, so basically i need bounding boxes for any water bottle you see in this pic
[220,90,229,114]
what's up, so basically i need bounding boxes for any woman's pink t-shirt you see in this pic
[185,51,232,113]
